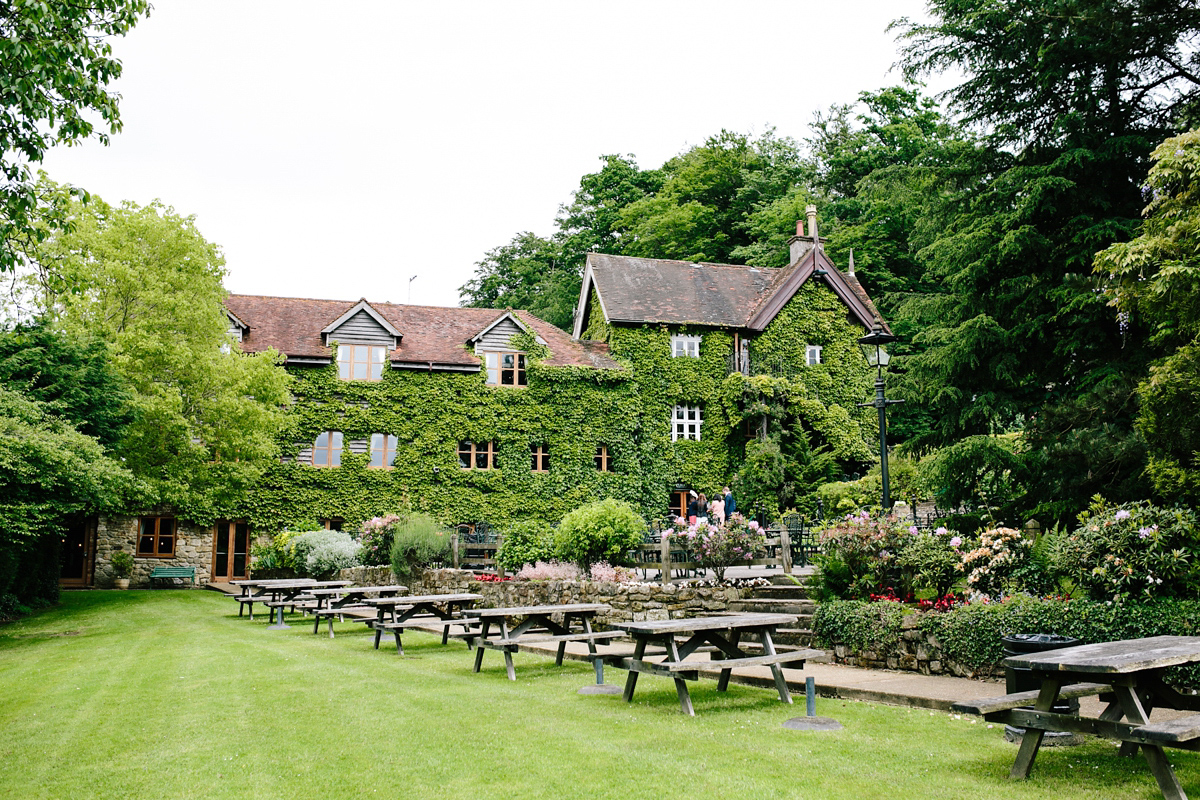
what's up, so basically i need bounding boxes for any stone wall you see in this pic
[825,612,996,679]
[96,515,215,588]
[337,566,748,624]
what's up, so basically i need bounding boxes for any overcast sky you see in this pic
[41,1,949,310]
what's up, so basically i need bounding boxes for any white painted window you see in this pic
[672,405,702,441]
[671,334,701,359]
[806,345,823,366]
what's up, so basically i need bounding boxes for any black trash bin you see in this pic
[1001,633,1082,744]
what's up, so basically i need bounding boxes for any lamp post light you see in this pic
[858,327,903,510]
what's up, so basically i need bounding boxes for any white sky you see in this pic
[41,0,948,310]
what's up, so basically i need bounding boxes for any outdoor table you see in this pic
[258,580,352,629]
[307,585,408,636]
[363,593,483,654]
[612,612,814,716]
[953,635,1200,800]
[229,578,317,619]
[463,603,615,681]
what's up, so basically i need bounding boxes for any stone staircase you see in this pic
[728,575,819,651]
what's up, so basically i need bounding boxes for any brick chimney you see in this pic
[787,204,823,264]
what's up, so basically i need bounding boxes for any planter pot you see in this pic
[114,578,130,590]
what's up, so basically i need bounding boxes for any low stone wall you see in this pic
[825,612,995,679]
[337,566,748,624]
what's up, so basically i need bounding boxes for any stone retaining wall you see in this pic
[337,566,747,624]
[826,612,995,679]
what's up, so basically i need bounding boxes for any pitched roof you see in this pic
[223,294,619,371]
[575,248,889,336]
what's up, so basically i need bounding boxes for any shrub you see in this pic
[588,561,638,582]
[811,512,917,601]
[898,528,962,598]
[357,513,406,567]
[553,498,645,571]
[674,513,767,581]
[288,530,362,578]
[497,520,555,571]
[812,599,906,655]
[1048,498,1200,602]
[251,532,293,573]
[960,527,1032,598]
[110,550,134,579]
[515,560,581,581]
[389,514,451,581]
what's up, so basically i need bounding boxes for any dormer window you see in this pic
[484,352,526,386]
[337,344,388,381]
[671,334,701,358]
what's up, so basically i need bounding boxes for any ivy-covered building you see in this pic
[74,210,888,587]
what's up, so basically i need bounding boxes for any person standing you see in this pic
[710,492,726,525]
[695,492,709,524]
[723,486,736,517]
[686,490,700,524]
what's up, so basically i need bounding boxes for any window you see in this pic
[594,445,613,472]
[484,352,527,386]
[531,444,550,472]
[458,440,496,470]
[312,431,343,466]
[806,344,823,365]
[337,344,388,381]
[321,518,343,531]
[671,334,701,358]
[137,516,175,557]
[369,433,397,469]
[672,405,703,441]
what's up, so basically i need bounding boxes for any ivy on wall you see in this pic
[234,279,877,534]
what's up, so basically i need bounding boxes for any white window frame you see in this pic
[806,344,823,366]
[671,334,702,359]
[672,405,702,442]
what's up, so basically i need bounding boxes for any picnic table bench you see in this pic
[363,594,484,654]
[952,635,1200,800]
[611,613,820,716]
[257,580,352,629]
[464,603,618,682]
[228,578,317,619]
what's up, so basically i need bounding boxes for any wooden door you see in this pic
[59,517,95,588]
[212,520,250,581]
[670,490,689,521]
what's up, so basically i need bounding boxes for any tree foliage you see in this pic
[24,185,292,522]
[0,0,150,273]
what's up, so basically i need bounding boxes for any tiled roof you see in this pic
[223,294,619,370]
[583,250,889,333]
[585,253,778,327]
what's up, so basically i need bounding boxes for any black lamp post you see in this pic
[858,327,903,510]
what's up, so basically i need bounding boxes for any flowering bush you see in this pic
[588,561,638,582]
[357,513,404,567]
[812,512,918,600]
[685,514,767,581]
[898,527,963,598]
[516,560,582,581]
[960,527,1031,598]
[474,572,512,583]
[1048,499,1200,602]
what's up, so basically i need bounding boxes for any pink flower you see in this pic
[950,536,963,548]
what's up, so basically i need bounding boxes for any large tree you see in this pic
[0,0,150,273]
[26,184,292,522]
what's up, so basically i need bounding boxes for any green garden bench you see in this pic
[149,566,196,587]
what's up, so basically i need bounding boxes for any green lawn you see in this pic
[0,591,1193,800]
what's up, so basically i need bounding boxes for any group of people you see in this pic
[685,486,736,526]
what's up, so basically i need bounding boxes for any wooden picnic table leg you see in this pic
[622,637,647,703]
[761,629,792,704]
[717,630,742,693]
[473,620,492,673]
[501,619,516,680]
[666,637,694,716]
[327,616,336,639]
[1111,683,1187,800]
[394,629,404,655]
[1010,679,1061,780]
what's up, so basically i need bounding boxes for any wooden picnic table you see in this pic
[463,603,619,681]
[612,613,819,716]
[255,580,353,629]
[363,593,483,654]
[953,635,1200,800]
[306,585,408,637]
[228,578,318,619]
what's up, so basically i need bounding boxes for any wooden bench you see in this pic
[373,617,483,651]
[1129,714,1200,744]
[149,566,196,587]
[951,683,1110,716]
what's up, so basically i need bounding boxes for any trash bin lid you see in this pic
[1002,633,1082,654]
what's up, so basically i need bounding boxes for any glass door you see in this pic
[212,520,250,581]
[59,517,95,588]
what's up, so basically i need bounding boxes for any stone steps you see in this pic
[727,597,816,615]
